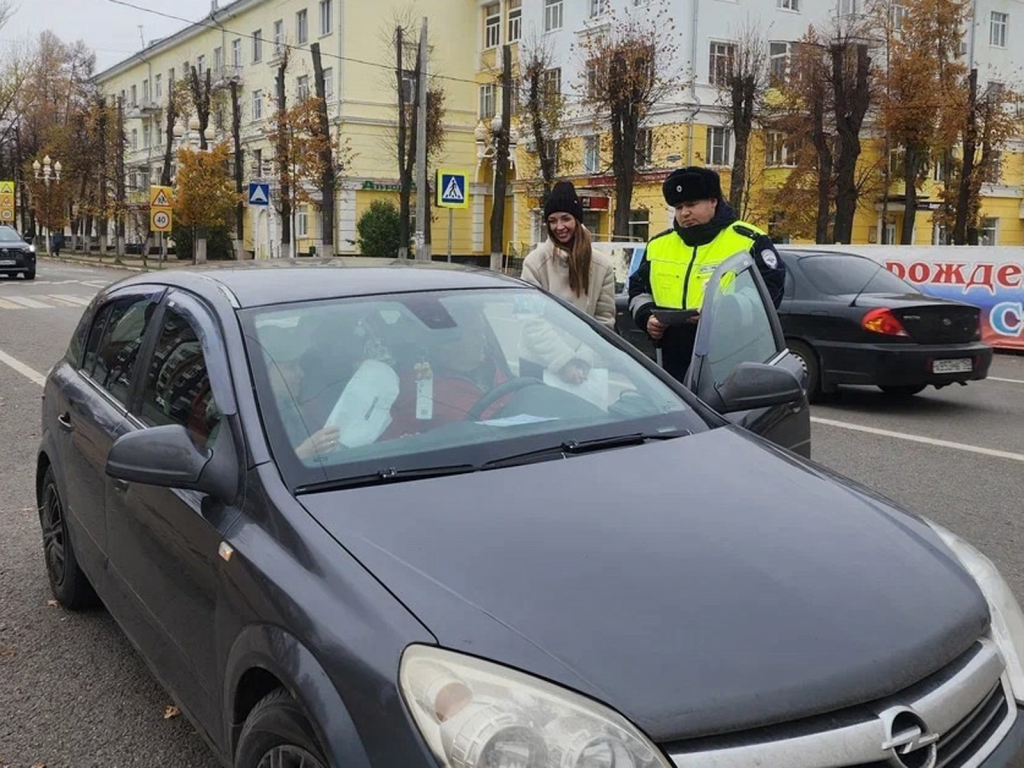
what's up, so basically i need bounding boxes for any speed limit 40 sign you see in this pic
[151,209,172,232]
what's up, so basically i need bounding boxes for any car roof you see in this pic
[117,258,528,309]
[778,249,869,261]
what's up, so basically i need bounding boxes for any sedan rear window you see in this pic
[800,255,915,296]
[241,288,705,489]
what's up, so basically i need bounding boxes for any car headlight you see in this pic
[400,645,672,768]
[926,519,1024,701]
[29,244,35,253]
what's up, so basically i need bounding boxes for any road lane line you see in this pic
[989,377,1024,385]
[49,294,91,306]
[4,295,51,309]
[0,347,46,387]
[811,416,1024,464]
[43,295,83,307]
[0,297,22,309]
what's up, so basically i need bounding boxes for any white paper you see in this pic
[478,414,558,428]
[326,359,400,447]
[543,367,610,411]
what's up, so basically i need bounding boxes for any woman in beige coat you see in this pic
[520,181,616,384]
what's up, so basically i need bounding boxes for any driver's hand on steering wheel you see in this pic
[296,426,342,461]
[559,359,590,385]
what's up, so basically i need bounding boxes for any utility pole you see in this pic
[414,17,429,261]
[116,95,126,262]
[489,44,512,272]
[312,43,336,258]
[231,79,245,260]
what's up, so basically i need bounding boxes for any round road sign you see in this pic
[0,209,13,221]
[153,211,170,229]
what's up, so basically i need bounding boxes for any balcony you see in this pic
[214,65,244,84]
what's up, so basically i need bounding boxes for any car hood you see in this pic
[300,427,988,742]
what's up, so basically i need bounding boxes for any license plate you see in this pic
[933,358,972,374]
[0,259,15,265]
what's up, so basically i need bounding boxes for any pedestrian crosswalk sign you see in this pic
[150,185,173,208]
[436,170,469,209]
[249,182,270,206]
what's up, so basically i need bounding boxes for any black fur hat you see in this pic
[663,167,722,206]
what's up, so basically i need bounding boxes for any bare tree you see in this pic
[579,0,679,238]
[718,22,768,214]
[519,34,562,198]
[490,45,512,271]
[311,43,336,257]
[831,36,873,244]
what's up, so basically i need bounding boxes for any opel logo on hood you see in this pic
[881,708,939,768]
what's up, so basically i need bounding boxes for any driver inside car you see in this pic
[384,307,513,438]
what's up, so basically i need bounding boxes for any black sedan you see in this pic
[616,250,993,401]
[778,250,992,400]
[37,260,1024,768]
[0,225,36,279]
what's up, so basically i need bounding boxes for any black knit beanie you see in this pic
[543,181,584,221]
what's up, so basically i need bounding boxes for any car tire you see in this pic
[879,384,927,398]
[235,689,329,768]
[38,467,99,610]
[787,340,821,403]
[24,268,35,280]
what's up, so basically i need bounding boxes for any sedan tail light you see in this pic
[862,308,909,337]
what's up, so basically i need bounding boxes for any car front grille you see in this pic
[668,638,1017,768]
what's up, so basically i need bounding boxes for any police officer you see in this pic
[628,166,785,382]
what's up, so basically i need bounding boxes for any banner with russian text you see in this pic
[789,246,1024,351]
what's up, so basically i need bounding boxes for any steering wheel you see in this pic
[466,377,544,421]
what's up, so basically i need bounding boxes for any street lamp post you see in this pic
[32,155,62,256]
[172,118,215,264]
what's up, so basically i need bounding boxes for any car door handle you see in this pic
[57,413,74,432]
[112,479,129,493]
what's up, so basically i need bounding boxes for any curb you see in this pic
[38,255,155,273]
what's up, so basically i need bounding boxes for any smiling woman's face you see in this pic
[547,213,577,245]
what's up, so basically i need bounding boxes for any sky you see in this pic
[5,0,213,71]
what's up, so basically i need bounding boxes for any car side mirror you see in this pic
[717,362,804,414]
[106,423,238,503]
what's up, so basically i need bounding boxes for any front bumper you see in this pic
[982,710,1024,767]
[817,339,993,390]
[0,252,34,272]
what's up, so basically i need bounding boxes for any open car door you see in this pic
[683,253,811,457]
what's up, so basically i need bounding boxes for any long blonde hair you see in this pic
[548,221,593,297]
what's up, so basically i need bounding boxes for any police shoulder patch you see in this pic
[760,249,779,269]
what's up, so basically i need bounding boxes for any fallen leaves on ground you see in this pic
[164,705,181,720]
[0,648,15,659]
[45,600,59,608]
[31,763,46,768]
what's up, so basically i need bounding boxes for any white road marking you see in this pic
[48,294,91,306]
[988,376,1024,385]
[44,295,86,307]
[0,297,21,309]
[811,416,1024,464]
[0,346,46,387]
[4,295,50,309]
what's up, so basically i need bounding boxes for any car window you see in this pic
[89,295,159,405]
[68,299,98,367]
[82,303,115,376]
[242,288,705,487]
[701,267,780,387]
[800,255,914,296]
[138,307,223,450]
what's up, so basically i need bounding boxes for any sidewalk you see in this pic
[38,250,192,272]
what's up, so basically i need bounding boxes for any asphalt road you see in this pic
[1,258,1023,768]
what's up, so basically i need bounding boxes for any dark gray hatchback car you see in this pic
[37,260,1024,768]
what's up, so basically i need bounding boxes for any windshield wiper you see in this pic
[295,463,478,493]
[483,431,687,470]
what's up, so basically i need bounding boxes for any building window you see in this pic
[253,148,264,177]
[274,20,284,54]
[142,79,151,104]
[584,135,601,174]
[143,122,151,149]
[933,150,951,182]
[545,0,563,32]
[297,75,310,101]
[252,90,263,121]
[983,151,1003,184]
[197,55,205,76]
[297,10,309,45]
[635,128,653,168]
[706,126,731,166]
[586,63,599,98]
[168,67,175,85]
[628,209,650,243]
[130,84,137,106]
[839,0,858,15]
[891,2,908,29]
[778,0,799,10]
[709,42,735,87]
[769,42,791,86]
[933,223,948,245]
[589,0,606,17]
[990,11,1008,47]
[131,128,138,150]
[484,3,501,49]
[253,30,263,62]
[979,217,998,245]
[765,131,796,167]
[297,206,309,238]
[889,145,905,176]
[324,67,333,100]
[542,67,561,107]
[155,74,162,100]
[479,83,496,118]
[544,139,560,174]
[319,0,333,36]
[508,0,522,42]
[232,39,242,67]
[214,47,223,74]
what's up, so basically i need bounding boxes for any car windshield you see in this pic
[799,255,916,296]
[0,228,25,244]
[241,288,705,490]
